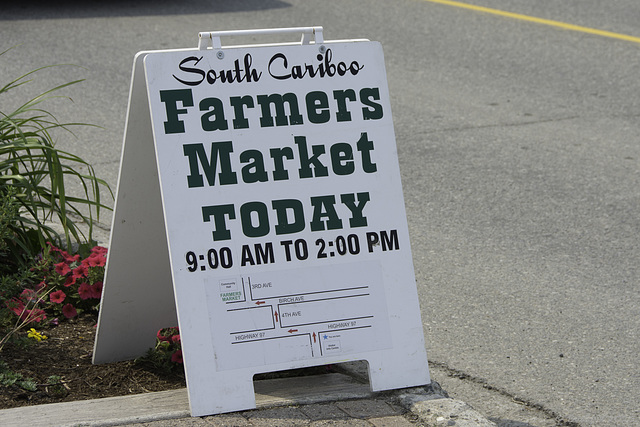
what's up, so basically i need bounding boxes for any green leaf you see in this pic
[1,47,113,262]
[17,378,37,392]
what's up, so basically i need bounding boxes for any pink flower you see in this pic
[90,282,103,299]
[157,329,171,342]
[47,242,62,254]
[20,289,38,302]
[6,298,25,316]
[9,304,46,323]
[171,350,183,364]
[91,246,108,255]
[78,283,93,300]
[83,253,106,268]
[55,262,71,276]
[48,243,77,263]
[72,264,89,279]
[157,327,179,342]
[63,275,77,287]
[66,254,81,263]
[28,308,47,323]
[50,290,66,304]
[171,334,181,344]
[62,303,77,319]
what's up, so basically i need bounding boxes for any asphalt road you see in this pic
[2,1,639,425]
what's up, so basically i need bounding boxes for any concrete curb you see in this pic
[395,387,497,426]
[0,389,190,427]
[339,360,497,426]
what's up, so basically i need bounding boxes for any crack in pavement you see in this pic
[428,360,581,427]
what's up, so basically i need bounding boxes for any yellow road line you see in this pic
[423,0,640,44]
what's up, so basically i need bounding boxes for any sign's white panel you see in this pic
[98,30,429,417]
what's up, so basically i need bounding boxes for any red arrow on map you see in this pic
[313,332,316,343]
[255,301,266,305]
[274,311,279,322]
[288,329,298,334]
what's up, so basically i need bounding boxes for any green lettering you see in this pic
[240,150,268,183]
[357,132,377,173]
[360,87,384,120]
[305,91,330,124]
[272,199,305,235]
[257,93,304,127]
[200,97,228,131]
[240,202,270,238]
[341,192,369,228]
[183,141,238,188]
[160,89,193,134]
[295,136,328,178]
[310,195,342,231]
[229,95,254,129]
[270,147,294,181]
[330,142,354,175]
[202,204,235,241]
[333,89,356,122]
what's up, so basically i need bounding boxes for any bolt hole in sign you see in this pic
[96,27,429,417]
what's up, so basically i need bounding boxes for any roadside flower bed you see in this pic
[1,243,106,351]
[0,50,184,406]
[0,242,185,404]
[1,240,186,363]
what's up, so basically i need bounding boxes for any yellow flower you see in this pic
[27,328,48,342]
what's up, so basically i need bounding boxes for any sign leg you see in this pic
[93,53,178,364]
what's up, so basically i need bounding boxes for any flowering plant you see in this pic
[4,288,48,325]
[136,327,183,373]
[156,327,183,365]
[0,242,106,352]
[27,328,47,342]
[28,242,106,321]
[1,242,106,348]
[0,286,52,351]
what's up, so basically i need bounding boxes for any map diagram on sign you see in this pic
[204,261,392,371]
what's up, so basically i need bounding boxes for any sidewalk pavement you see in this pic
[0,384,495,427]
[0,364,495,427]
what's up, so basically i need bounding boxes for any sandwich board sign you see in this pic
[94,27,430,417]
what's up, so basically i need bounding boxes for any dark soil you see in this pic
[0,314,186,409]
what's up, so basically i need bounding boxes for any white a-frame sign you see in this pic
[94,27,430,417]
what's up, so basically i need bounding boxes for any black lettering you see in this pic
[173,57,205,86]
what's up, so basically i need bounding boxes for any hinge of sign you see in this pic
[197,26,324,50]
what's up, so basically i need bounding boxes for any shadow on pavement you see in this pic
[1,0,290,21]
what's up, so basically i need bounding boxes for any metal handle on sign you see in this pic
[198,26,324,50]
